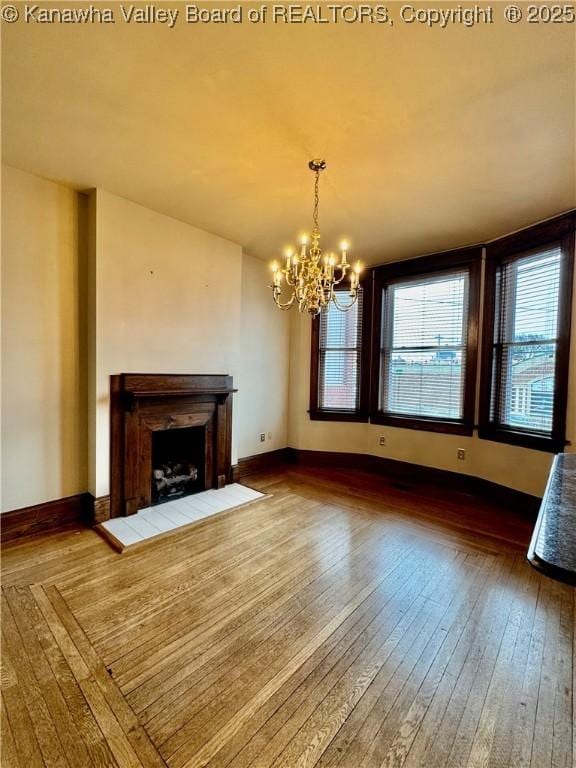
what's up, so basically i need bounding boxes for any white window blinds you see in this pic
[380,270,469,420]
[318,288,363,411]
[490,245,561,434]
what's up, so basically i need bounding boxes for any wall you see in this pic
[288,252,576,498]
[2,170,290,510]
[237,254,290,459]
[88,189,244,498]
[1,166,87,511]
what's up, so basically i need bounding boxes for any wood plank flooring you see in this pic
[1,466,574,767]
[1,584,166,767]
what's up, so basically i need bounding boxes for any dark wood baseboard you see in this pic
[238,448,294,479]
[1,448,541,544]
[1,494,92,543]
[90,495,111,524]
[281,448,542,517]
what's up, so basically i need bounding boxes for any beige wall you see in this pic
[288,252,576,498]
[1,166,87,510]
[88,189,244,498]
[237,254,290,459]
[1,170,290,510]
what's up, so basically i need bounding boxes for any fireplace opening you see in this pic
[151,426,205,505]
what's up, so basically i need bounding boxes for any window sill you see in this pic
[370,412,473,436]
[309,409,369,423]
[477,426,565,453]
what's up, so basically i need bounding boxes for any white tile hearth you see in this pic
[98,483,265,551]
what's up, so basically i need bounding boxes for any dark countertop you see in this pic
[528,453,576,586]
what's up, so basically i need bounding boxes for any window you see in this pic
[308,214,573,440]
[492,247,560,432]
[480,215,575,451]
[382,271,468,420]
[371,250,481,434]
[310,283,370,421]
[319,295,362,410]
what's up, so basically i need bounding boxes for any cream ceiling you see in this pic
[2,2,575,264]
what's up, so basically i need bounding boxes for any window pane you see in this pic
[381,270,469,421]
[385,350,465,419]
[319,350,360,410]
[496,343,556,432]
[505,250,561,342]
[492,245,561,435]
[318,289,363,411]
[323,300,360,347]
[391,274,466,347]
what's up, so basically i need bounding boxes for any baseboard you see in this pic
[1,493,92,543]
[237,447,541,517]
[238,448,294,479]
[289,449,541,517]
[91,495,111,524]
[1,449,540,544]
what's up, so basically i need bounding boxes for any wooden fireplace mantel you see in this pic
[116,373,235,394]
[121,386,238,410]
[109,374,235,519]
[125,388,237,399]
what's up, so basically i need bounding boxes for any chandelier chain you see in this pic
[313,170,320,231]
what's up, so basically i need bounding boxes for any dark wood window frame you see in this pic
[369,248,482,436]
[479,212,575,453]
[309,273,373,422]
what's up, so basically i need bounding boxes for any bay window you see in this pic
[308,213,573,446]
[479,215,575,451]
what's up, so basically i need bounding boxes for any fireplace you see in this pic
[109,374,235,518]
[151,426,205,504]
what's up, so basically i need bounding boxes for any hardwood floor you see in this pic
[1,466,574,768]
[2,584,165,768]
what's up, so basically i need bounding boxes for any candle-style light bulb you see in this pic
[349,261,361,290]
[340,240,348,266]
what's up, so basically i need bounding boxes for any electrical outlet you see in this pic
[259,433,266,442]
[457,448,466,460]
[379,436,386,446]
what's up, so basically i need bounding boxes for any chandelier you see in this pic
[270,159,362,315]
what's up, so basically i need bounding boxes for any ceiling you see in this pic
[2,2,575,265]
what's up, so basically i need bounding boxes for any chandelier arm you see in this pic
[331,290,359,312]
[332,269,349,286]
[272,289,296,310]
